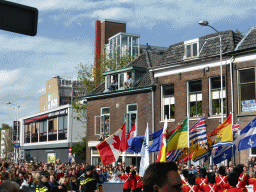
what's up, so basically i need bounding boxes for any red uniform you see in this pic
[223,187,244,192]
[216,175,228,192]
[237,174,249,192]
[201,184,221,192]
[182,184,199,192]
[130,174,137,191]
[135,175,143,191]
[120,173,131,190]
[195,178,208,192]
[183,178,189,185]
[248,178,256,192]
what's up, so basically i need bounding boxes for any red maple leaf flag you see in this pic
[96,123,126,165]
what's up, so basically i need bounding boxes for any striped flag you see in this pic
[232,121,239,139]
[156,118,168,162]
[189,116,207,152]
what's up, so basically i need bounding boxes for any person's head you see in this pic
[207,172,216,184]
[219,166,226,176]
[1,172,9,181]
[233,166,243,176]
[125,166,131,174]
[40,171,50,183]
[59,177,67,185]
[183,169,189,179]
[49,175,56,183]
[199,167,207,178]
[86,165,94,176]
[143,161,183,192]
[70,175,77,183]
[0,180,19,192]
[228,172,239,187]
[188,174,196,185]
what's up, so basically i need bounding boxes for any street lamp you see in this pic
[199,21,224,123]
[6,102,20,162]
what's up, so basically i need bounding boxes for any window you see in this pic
[58,115,67,140]
[48,119,57,141]
[24,124,31,143]
[48,83,51,87]
[184,39,199,59]
[39,120,47,142]
[31,122,39,143]
[189,80,202,117]
[162,84,175,120]
[101,107,110,138]
[209,76,226,116]
[238,68,255,113]
[126,104,137,134]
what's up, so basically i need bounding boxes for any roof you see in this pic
[154,30,243,68]
[235,26,256,51]
[86,50,161,97]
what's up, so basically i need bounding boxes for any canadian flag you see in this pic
[96,123,126,165]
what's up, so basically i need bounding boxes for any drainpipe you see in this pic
[152,89,155,162]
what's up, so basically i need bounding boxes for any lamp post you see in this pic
[199,21,224,123]
[6,102,20,162]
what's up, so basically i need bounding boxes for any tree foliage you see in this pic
[71,135,87,160]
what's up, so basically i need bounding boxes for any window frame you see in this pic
[209,76,226,117]
[161,84,175,121]
[101,107,110,137]
[126,103,138,134]
[184,38,199,60]
[188,80,203,118]
[238,67,256,114]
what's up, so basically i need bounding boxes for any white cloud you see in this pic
[37,88,46,94]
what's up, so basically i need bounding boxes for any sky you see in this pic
[0,0,255,126]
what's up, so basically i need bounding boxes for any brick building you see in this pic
[85,26,256,166]
[85,50,162,165]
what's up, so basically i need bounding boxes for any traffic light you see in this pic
[0,1,38,36]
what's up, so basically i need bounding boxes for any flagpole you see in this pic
[187,116,190,167]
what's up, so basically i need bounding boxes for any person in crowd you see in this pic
[182,173,199,192]
[143,161,183,192]
[120,167,131,192]
[236,164,249,192]
[79,165,97,192]
[224,172,244,192]
[195,167,208,192]
[216,166,228,192]
[201,172,220,192]
[35,171,51,192]
[70,175,79,192]
[182,169,189,185]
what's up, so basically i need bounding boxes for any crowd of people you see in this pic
[0,157,256,191]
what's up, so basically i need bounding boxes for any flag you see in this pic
[192,148,211,162]
[167,149,182,162]
[232,121,239,139]
[128,123,136,139]
[120,123,127,152]
[207,114,233,148]
[156,118,168,162]
[96,123,126,165]
[238,118,256,151]
[167,117,189,152]
[213,144,236,164]
[139,125,150,177]
[127,128,163,153]
[189,116,207,152]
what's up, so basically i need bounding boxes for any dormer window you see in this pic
[104,66,146,92]
[184,38,199,59]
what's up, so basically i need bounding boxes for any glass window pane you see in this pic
[186,45,191,58]
[240,68,255,83]
[164,105,170,119]
[58,116,63,130]
[193,43,197,56]
[241,83,255,101]
[211,76,225,89]
[163,84,174,96]
[102,108,110,114]
[189,80,202,92]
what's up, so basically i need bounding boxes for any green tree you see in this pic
[0,124,13,159]
[71,135,87,160]
[235,29,242,35]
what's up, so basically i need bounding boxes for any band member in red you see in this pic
[224,172,243,192]
[195,168,207,192]
[216,166,228,192]
[182,169,189,185]
[182,173,199,192]
[234,165,248,192]
[201,172,220,192]
[121,167,131,192]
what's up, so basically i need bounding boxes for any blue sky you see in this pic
[0,0,255,126]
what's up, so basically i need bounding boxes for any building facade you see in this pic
[40,76,85,112]
[20,105,85,163]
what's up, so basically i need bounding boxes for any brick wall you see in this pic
[86,90,153,163]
